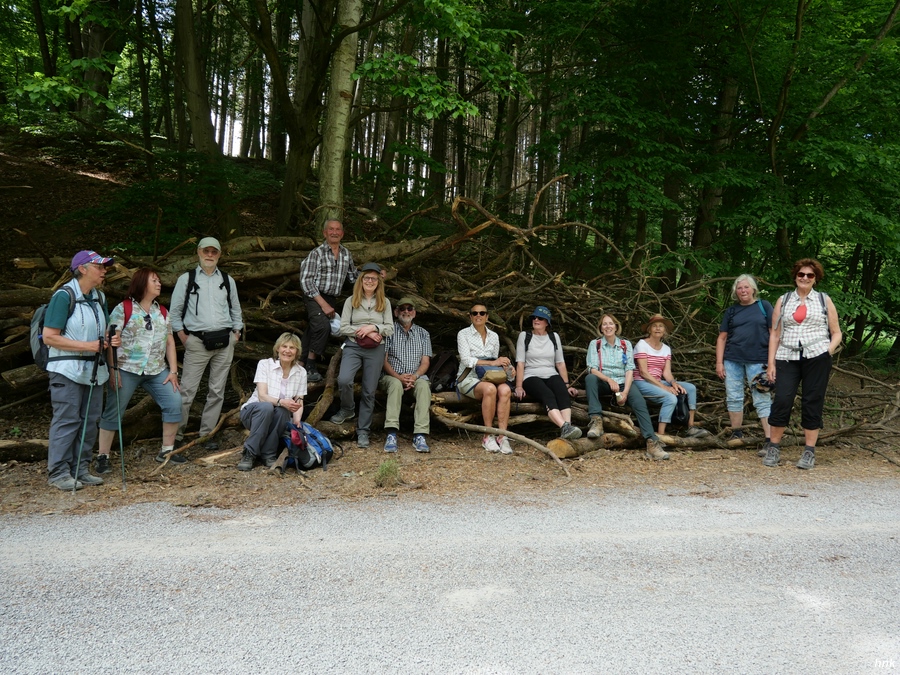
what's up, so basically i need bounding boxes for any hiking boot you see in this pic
[757,444,769,457]
[728,430,744,441]
[482,435,500,453]
[263,456,278,468]
[560,422,582,441]
[237,449,254,471]
[306,363,323,383]
[384,433,398,453]
[201,440,219,451]
[796,448,816,470]
[586,415,604,439]
[645,438,670,461]
[156,450,188,465]
[413,434,430,453]
[357,431,370,448]
[498,437,513,455]
[762,443,780,467]
[94,454,112,475]
[684,426,711,438]
[330,409,356,425]
[49,476,83,491]
[76,473,104,486]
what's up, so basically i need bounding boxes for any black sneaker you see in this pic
[237,449,254,471]
[306,366,323,383]
[156,450,188,464]
[201,440,219,451]
[94,454,112,474]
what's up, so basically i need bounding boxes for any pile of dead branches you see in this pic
[2,196,899,470]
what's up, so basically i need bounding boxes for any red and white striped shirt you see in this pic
[633,339,671,381]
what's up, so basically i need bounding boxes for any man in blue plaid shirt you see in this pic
[379,297,433,453]
[298,220,358,382]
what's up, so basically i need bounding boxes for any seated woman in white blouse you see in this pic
[455,302,513,455]
[237,332,307,471]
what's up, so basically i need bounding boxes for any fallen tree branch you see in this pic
[431,404,570,478]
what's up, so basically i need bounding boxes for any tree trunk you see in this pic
[318,0,362,226]
[147,0,175,145]
[496,89,520,218]
[135,0,157,177]
[372,24,416,211]
[175,0,240,238]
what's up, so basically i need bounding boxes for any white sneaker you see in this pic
[498,437,513,455]
[482,435,500,452]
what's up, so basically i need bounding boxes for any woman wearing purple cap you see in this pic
[514,305,581,440]
[41,250,120,491]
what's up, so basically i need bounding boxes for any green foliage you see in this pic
[356,54,477,119]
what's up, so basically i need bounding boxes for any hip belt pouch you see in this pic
[201,328,231,351]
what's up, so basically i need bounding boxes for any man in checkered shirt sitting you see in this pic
[379,297,433,453]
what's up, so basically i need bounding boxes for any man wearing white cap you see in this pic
[42,250,120,490]
[169,237,243,453]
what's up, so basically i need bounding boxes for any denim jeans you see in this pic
[585,374,658,440]
[723,360,771,418]
[633,380,696,424]
[99,369,182,430]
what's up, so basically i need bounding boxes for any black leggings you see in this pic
[769,351,832,430]
[523,375,570,412]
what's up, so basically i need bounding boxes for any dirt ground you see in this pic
[2,369,898,517]
[1,130,898,516]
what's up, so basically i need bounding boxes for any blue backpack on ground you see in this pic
[283,422,340,471]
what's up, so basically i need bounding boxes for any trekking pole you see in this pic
[109,324,126,492]
[73,334,105,494]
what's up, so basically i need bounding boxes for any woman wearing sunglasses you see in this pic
[456,302,513,454]
[514,305,580,441]
[96,268,183,472]
[763,259,841,470]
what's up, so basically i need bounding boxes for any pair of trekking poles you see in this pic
[72,323,127,494]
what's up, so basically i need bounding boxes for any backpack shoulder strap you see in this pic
[123,299,134,329]
[182,269,197,322]
[524,331,532,352]
[219,270,233,310]
[756,299,767,318]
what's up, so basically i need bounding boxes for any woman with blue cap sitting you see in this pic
[514,306,581,440]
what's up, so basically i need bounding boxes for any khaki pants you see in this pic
[177,333,235,440]
[379,374,431,435]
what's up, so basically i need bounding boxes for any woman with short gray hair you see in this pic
[715,274,774,444]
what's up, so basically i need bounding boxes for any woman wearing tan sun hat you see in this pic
[632,313,710,440]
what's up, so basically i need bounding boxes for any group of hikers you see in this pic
[40,221,842,491]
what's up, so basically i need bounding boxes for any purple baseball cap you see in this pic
[70,250,115,271]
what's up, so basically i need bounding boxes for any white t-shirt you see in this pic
[516,331,564,380]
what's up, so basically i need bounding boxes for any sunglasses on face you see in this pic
[144,314,153,331]
[796,272,816,279]
[470,311,488,316]
[398,305,415,312]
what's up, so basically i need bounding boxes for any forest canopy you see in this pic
[2,0,900,361]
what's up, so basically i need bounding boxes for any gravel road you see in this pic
[1,479,898,674]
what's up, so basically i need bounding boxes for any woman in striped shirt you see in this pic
[633,314,709,439]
